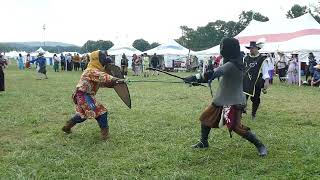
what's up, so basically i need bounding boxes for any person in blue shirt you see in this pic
[30,53,48,80]
[311,64,320,87]
[17,54,24,70]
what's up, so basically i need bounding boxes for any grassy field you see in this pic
[0,64,319,179]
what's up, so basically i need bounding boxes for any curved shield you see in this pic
[105,64,131,109]
[114,83,131,109]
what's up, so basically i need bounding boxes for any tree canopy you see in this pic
[176,10,269,51]
[132,39,160,52]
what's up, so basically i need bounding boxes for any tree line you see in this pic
[1,4,319,54]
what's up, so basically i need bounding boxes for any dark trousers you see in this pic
[246,79,263,117]
[67,62,73,71]
[0,68,4,91]
[61,61,66,71]
[71,113,109,129]
[278,68,286,82]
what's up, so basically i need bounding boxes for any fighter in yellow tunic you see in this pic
[62,50,124,140]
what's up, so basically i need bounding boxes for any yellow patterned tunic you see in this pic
[72,51,114,119]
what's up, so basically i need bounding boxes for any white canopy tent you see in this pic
[144,40,193,68]
[196,13,320,55]
[144,40,193,55]
[236,13,320,52]
[35,47,45,53]
[108,44,142,68]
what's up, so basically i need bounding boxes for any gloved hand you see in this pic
[183,75,197,83]
[111,77,126,85]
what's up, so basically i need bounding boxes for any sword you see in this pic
[146,67,207,87]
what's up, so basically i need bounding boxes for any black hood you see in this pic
[220,38,244,71]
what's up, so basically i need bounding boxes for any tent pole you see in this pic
[298,59,301,86]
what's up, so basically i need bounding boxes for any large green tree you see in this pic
[286,4,308,18]
[81,40,113,53]
[313,1,320,23]
[132,39,150,52]
[176,10,269,51]
[150,42,160,49]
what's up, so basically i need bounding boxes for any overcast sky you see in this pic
[0,0,318,46]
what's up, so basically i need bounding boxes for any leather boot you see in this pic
[243,131,267,156]
[192,124,211,148]
[62,120,76,134]
[101,128,110,140]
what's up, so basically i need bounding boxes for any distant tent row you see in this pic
[4,13,320,68]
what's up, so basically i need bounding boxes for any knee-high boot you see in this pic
[96,113,109,140]
[192,124,211,148]
[243,131,267,156]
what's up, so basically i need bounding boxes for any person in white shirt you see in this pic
[266,53,275,84]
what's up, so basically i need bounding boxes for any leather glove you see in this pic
[183,75,197,83]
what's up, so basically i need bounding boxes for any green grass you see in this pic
[0,64,319,179]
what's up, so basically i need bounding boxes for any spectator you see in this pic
[73,53,81,71]
[17,54,24,70]
[53,54,60,72]
[276,52,287,82]
[0,54,8,92]
[60,53,66,71]
[132,54,138,76]
[121,53,128,77]
[306,52,317,81]
[266,53,275,84]
[25,53,31,69]
[135,55,142,76]
[66,53,73,71]
[311,64,320,87]
[206,57,214,72]
[287,54,299,85]
[142,53,150,77]
[151,53,159,75]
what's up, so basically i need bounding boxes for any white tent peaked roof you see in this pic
[36,47,45,53]
[235,13,320,52]
[108,44,141,56]
[144,40,193,55]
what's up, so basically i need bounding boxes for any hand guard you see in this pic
[111,77,125,85]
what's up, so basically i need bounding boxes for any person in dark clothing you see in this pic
[306,52,317,81]
[30,53,48,80]
[0,54,8,92]
[243,41,270,120]
[185,38,267,156]
[60,53,66,71]
[151,53,159,75]
[120,53,128,77]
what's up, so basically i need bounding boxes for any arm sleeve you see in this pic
[262,61,270,80]
[86,70,114,84]
[29,58,37,64]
